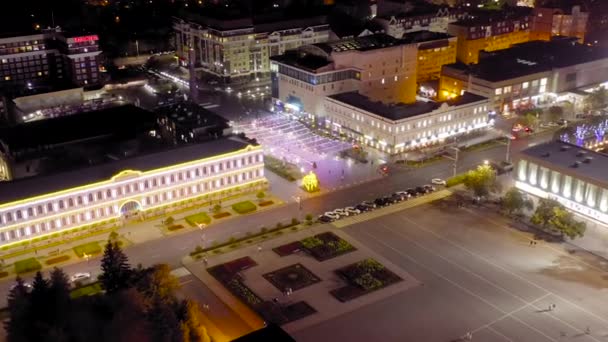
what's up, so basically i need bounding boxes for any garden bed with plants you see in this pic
[73,241,102,258]
[0,271,8,278]
[272,241,304,257]
[259,200,274,207]
[301,232,356,261]
[264,155,302,182]
[330,258,402,302]
[185,212,211,226]
[45,255,70,265]
[263,263,321,292]
[207,256,258,282]
[167,224,185,232]
[212,212,231,219]
[232,201,257,214]
[14,258,42,274]
[256,300,317,325]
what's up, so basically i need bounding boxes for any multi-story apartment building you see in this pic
[514,141,608,225]
[404,31,457,83]
[375,6,468,38]
[530,5,588,42]
[0,29,103,91]
[447,9,532,64]
[0,138,266,247]
[270,34,418,120]
[323,91,490,155]
[440,38,608,114]
[174,15,331,83]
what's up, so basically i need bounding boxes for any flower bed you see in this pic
[263,263,321,292]
[73,241,102,258]
[207,256,258,282]
[330,258,402,302]
[232,201,257,214]
[0,271,8,278]
[301,232,356,261]
[226,278,262,306]
[257,300,317,325]
[212,212,231,219]
[272,241,304,257]
[45,255,70,265]
[167,224,185,231]
[259,200,274,207]
[185,212,211,226]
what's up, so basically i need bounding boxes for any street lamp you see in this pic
[483,160,489,165]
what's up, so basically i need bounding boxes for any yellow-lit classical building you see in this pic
[0,138,267,246]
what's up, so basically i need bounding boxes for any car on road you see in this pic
[318,215,334,223]
[390,193,407,202]
[423,185,436,192]
[10,282,32,291]
[360,201,377,209]
[374,197,390,207]
[70,272,91,283]
[415,186,429,195]
[394,191,411,198]
[332,208,350,217]
[323,212,340,220]
[431,178,446,186]
[355,204,372,212]
[344,206,361,215]
[406,188,418,197]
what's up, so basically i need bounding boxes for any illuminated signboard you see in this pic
[72,35,99,43]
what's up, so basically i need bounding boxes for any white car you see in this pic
[394,191,411,198]
[344,206,361,215]
[332,208,350,217]
[70,272,91,283]
[323,212,340,220]
[10,282,32,291]
[431,178,447,186]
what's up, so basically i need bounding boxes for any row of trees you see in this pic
[6,239,211,342]
[460,165,586,240]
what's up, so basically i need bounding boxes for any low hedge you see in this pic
[259,200,274,207]
[213,212,231,219]
[45,255,70,265]
[15,258,42,274]
[0,271,8,278]
[167,224,185,231]
[73,242,102,258]
[232,201,257,214]
[446,173,467,187]
[185,212,211,226]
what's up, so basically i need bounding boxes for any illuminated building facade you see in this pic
[270,34,418,120]
[447,12,531,64]
[173,16,331,82]
[0,29,103,90]
[374,7,468,38]
[0,139,266,246]
[406,31,457,83]
[323,91,490,155]
[440,39,608,114]
[530,5,588,43]
[515,141,608,225]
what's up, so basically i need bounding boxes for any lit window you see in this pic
[495,88,502,95]
[540,78,547,86]
[522,82,529,89]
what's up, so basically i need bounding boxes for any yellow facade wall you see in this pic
[416,40,457,83]
[456,30,530,65]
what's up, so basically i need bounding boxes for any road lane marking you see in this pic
[357,228,559,342]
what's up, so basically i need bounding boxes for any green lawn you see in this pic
[231,201,257,214]
[14,258,42,274]
[70,282,103,299]
[185,212,211,226]
[73,242,102,258]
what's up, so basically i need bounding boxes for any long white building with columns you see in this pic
[0,138,266,246]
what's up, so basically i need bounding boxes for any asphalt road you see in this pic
[293,201,608,342]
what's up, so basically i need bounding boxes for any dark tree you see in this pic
[178,300,211,342]
[48,268,71,328]
[5,277,31,342]
[99,241,133,294]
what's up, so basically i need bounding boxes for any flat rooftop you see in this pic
[450,7,532,27]
[0,137,255,204]
[314,34,405,53]
[0,105,156,153]
[519,140,608,185]
[445,39,608,82]
[270,51,332,72]
[328,91,487,121]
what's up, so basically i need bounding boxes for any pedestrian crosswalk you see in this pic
[332,189,452,228]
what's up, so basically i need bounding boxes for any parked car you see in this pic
[374,197,389,207]
[70,272,91,283]
[323,212,340,220]
[394,191,411,198]
[423,184,436,192]
[431,178,446,186]
[390,193,406,202]
[355,204,372,212]
[415,186,428,195]
[361,201,377,209]
[332,208,350,217]
[406,188,418,197]
[318,215,334,223]
[10,282,32,291]
[344,206,361,215]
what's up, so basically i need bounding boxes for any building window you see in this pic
[562,175,572,198]
[495,88,502,95]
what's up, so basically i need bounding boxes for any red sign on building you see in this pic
[72,35,99,43]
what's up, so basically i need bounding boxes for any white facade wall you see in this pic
[323,97,490,154]
[0,147,266,245]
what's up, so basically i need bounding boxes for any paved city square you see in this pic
[292,200,608,342]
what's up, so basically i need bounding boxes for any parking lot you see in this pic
[293,201,608,342]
